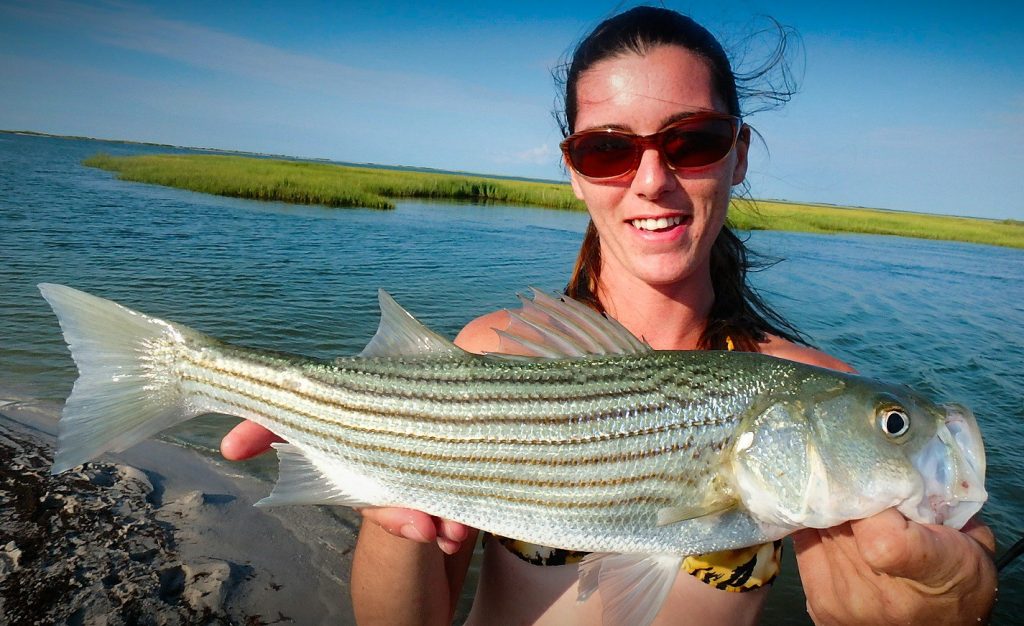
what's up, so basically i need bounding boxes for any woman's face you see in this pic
[568,45,749,289]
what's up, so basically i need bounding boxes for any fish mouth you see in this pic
[899,403,987,528]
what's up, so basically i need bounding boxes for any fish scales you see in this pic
[171,335,779,553]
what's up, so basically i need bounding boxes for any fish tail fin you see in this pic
[38,283,202,474]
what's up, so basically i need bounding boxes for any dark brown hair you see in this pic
[559,6,806,351]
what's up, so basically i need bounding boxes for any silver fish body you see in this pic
[170,345,788,556]
[39,284,987,626]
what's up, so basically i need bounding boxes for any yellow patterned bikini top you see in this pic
[485,534,782,592]
[485,334,782,593]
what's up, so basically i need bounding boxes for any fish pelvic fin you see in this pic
[38,284,202,474]
[577,552,684,626]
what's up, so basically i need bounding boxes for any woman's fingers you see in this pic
[360,507,470,555]
[220,420,284,460]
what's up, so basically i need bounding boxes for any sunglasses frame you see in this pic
[560,112,743,180]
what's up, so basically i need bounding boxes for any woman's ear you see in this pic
[731,124,751,186]
[567,157,586,200]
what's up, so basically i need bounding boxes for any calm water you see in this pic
[1,133,1021,623]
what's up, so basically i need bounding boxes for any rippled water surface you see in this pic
[2,133,1021,622]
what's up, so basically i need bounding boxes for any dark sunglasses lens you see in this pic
[661,119,736,168]
[567,133,638,178]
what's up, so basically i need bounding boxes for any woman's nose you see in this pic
[631,147,676,200]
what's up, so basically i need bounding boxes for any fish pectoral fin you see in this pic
[255,443,371,508]
[577,552,684,626]
[655,497,737,526]
[358,290,463,358]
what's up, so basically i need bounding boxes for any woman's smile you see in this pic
[628,213,693,238]
[567,45,746,288]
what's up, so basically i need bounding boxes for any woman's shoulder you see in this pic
[458,312,856,375]
[757,334,857,374]
[454,309,511,353]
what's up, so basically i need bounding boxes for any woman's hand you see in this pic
[360,507,471,555]
[220,419,471,555]
[220,419,285,460]
[794,508,997,625]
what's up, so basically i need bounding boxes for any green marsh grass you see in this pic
[729,199,1023,249]
[83,153,583,211]
[84,153,1023,249]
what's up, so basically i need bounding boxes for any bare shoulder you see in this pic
[454,309,510,354]
[758,334,857,374]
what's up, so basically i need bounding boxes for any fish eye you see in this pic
[879,408,911,438]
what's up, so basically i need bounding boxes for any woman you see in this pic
[222,7,997,624]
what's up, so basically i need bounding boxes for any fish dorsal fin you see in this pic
[359,290,463,358]
[491,288,650,359]
[577,552,683,626]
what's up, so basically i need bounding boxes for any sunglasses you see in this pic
[560,113,742,180]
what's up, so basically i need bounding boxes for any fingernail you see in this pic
[438,538,460,555]
[400,524,428,543]
[442,522,469,543]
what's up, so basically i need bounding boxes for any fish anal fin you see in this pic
[255,443,373,508]
[577,552,683,626]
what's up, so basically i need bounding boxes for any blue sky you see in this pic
[1,1,1021,219]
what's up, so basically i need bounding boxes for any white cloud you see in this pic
[0,0,522,116]
[492,142,555,165]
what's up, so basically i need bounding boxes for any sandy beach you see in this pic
[0,397,363,625]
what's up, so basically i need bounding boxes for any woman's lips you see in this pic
[628,215,691,234]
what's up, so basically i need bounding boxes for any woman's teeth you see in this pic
[631,216,684,231]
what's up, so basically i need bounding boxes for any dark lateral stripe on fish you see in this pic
[200,346,715,405]
[182,370,735,448]
[423,489,675,510]
[185,379,730,471]
[188,380,725,462]
[349,451,703,491]
[183,352,738,427]
[312,354,661,386]
[190,388,705,509]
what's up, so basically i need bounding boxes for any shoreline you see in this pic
[4,130,1019,247]
[0,398,361,625]
[85,152,1024,249]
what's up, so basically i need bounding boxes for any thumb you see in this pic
[851,509,959,585]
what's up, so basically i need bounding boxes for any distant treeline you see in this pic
[84,153,1023,249]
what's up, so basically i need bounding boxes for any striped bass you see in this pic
[39,284,987,626]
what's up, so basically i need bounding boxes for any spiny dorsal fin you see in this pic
[491,288,651,358]
[359,290,463,358]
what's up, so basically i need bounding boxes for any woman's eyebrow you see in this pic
[576,122,632,133]
[576,109,724,134]
[660,109,719,127]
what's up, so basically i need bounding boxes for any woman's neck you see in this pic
[595,267,715,351]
